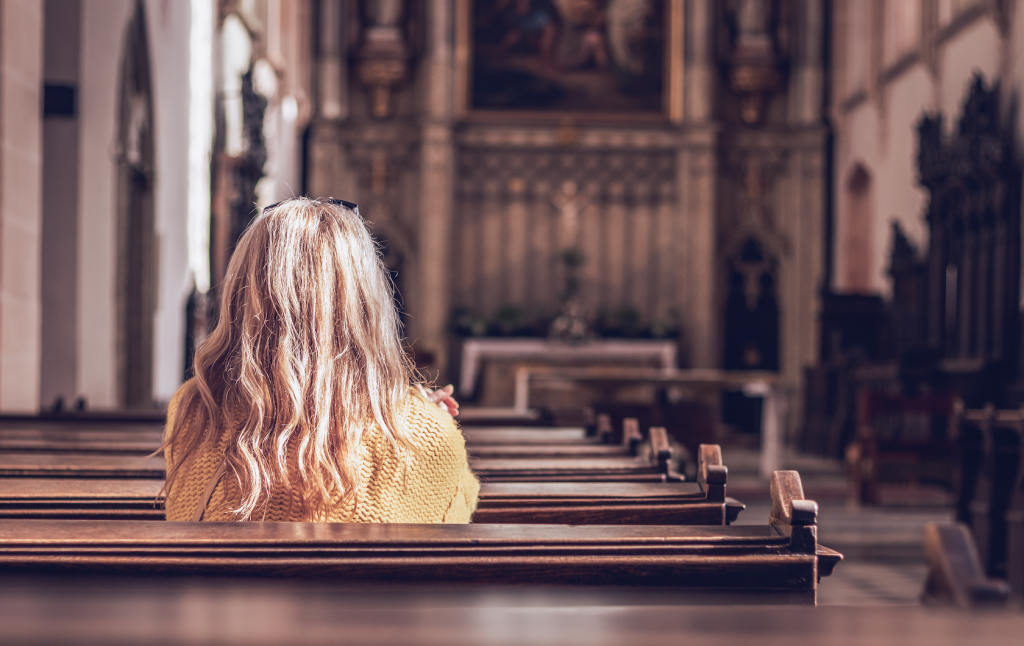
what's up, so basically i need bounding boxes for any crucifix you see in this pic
[548,180,593,341]
[551,180,589,250]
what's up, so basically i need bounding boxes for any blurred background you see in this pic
[0,0,1021,465]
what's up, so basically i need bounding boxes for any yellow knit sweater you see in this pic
[163,384,479,523]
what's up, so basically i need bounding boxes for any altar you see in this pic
[458,338,678,407]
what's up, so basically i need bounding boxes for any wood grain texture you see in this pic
[0,518,824,596]
[0,453,164,478]
[462,427,589,444]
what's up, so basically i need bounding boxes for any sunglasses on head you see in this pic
[262,197,359,214]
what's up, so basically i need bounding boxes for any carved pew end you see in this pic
[922,522,1011,608]
[622,417,643,455]
[648,427,683,481]
[768,470,842,583]
[596,414,613,444]
[697,444,727,503]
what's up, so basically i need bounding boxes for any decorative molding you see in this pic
[356,1,411,119]
[455,148,677,206]
[456,125,682,151]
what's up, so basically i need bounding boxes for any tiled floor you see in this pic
[722,445,954,606]
[817,559,930,606]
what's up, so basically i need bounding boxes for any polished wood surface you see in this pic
[0,584,1018,646]
[467,444,629,458]
[0,517,832,595]
[462,427,589,444]
[0,467,838,601]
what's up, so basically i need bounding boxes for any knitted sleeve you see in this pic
[403,390,480,523]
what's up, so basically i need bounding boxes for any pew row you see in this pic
[0,425,591,455]
[0,471,839,604]
[1,439,684,483]
[1,453,686,483]
[0,446,744,525]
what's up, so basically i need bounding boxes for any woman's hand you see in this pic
[424,384,459,417]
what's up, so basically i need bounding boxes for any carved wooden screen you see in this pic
[916,75,1021,404]
[452,142,678,337]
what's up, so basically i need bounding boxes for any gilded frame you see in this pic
[455,0,684,124]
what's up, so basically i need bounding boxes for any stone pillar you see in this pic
[684,0,714,123]
[0,0,44,411]
[306,0,353,199]
[413,0,454,380]
[678,131,718,369]
[790,0,824,124]
[681,0,718,368]
[40,0,81,408]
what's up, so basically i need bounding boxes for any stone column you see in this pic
[0,0,44,411]
[306,0,354,199]
[412,0,455,380]
[790,0,824,125]
[680,0,718,368]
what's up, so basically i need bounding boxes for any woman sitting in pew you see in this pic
[161,198,478,523]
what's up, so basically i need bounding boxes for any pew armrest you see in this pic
[596,414,613,444]
[768,470,818,527]
[697,444,727,503]
[768,471,822,556]
[621,418,643,455]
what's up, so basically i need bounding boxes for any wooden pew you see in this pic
[2,450,678,484]
[0,444,743,525]
[470,419,683,482]
[0,424,595,456]
[0,479,745,526]
[922,522,1010,608]
[956,405,1023,580]
[0,470,840,604]
[475,443,740,524]
[847,391,960,504]
[1008,441,1024,600]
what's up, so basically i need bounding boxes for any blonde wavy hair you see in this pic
[162,198,416,520]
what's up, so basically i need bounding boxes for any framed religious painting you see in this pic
[455,0,683,122]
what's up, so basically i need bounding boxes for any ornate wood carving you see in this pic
[915,74,1021,404]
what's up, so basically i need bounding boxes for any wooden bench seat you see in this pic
[468,444,628,458]
[0,471,839,604]
[462,427,589,444]
[0,428,162,454]
[0,426,591,455]
[1,453,677,483]
[470,457,670,480]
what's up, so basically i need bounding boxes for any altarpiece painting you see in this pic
[457,0,682,119]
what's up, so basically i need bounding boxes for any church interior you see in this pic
[1,0,1023,641]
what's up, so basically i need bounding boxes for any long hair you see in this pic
[163,198,415,520]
